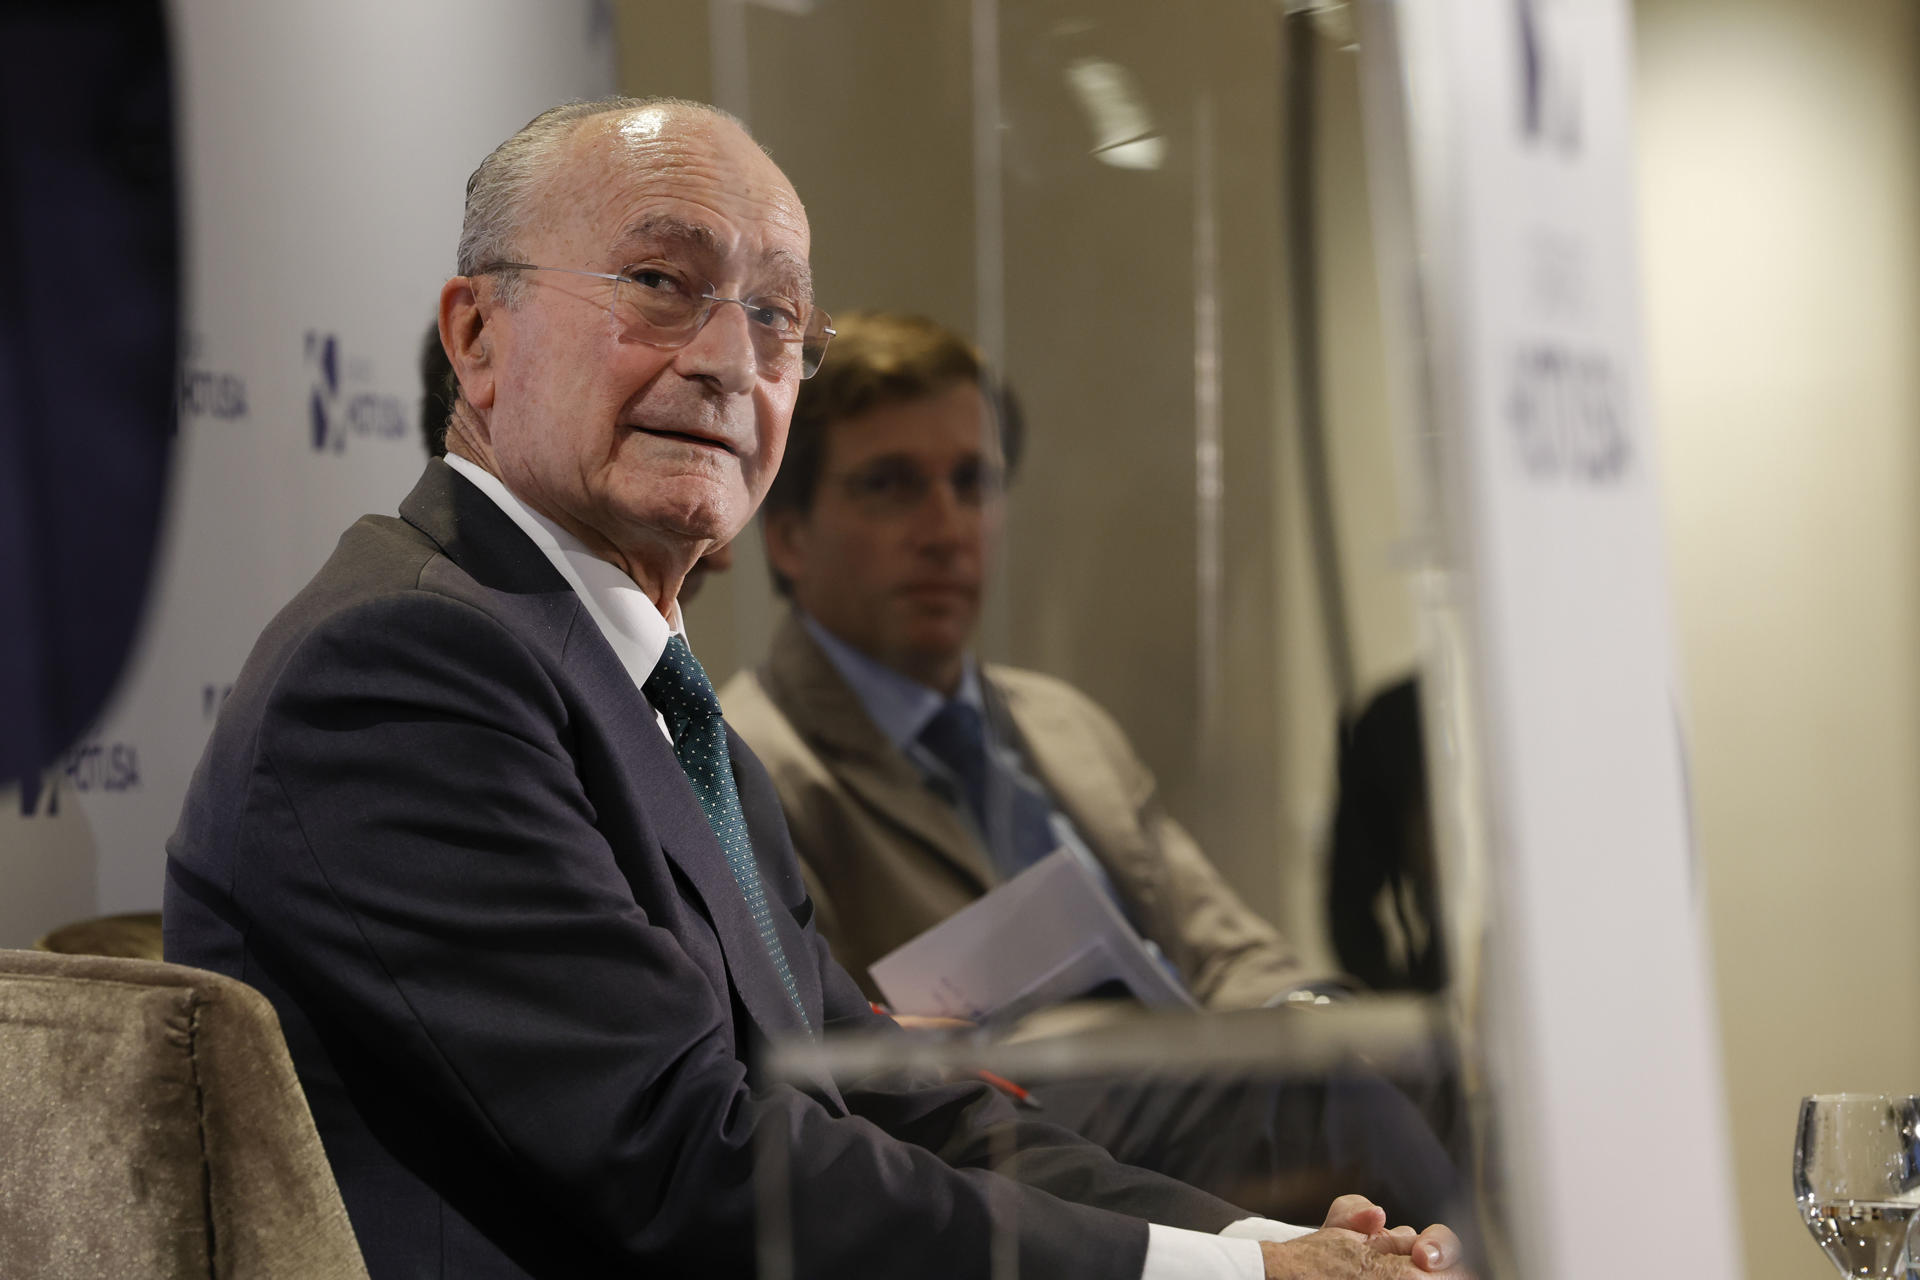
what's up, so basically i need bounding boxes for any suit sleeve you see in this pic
[241,590,1155,1278]
[1144,805,1320,1011]
[1067,686,1328,1011]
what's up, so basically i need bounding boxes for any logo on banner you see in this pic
[17,738,143,818]
[18,771,58,818]
[1507,342,1629,482]
[178,331,250,422]
[1516,0,1582,155]
[306,331,408,453]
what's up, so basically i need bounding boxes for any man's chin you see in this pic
[606,480,749,549]
[897,620,975,666]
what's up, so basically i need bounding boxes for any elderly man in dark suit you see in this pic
[163,96,1469,1279]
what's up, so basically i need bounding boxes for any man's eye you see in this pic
[624,268,686,294]
[745,301,802,335]
[853,469,918,498]
[951,461,1004,504]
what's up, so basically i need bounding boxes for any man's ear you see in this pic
[762,507,810,588]
[439,275,495,412]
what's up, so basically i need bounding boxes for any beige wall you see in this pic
[1637,0,1920,1274]
[1279,35,1422,960]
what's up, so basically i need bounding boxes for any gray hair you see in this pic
[455,95,744,303]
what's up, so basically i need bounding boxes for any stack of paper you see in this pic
[869,849,1197,1024]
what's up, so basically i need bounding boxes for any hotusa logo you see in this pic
[17,738,143,818]
[306,330,409,453]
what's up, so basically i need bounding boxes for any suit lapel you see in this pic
[728,728,823,1014]
[758,613,995,895]
[591,640,817,1051]
[726,730,848,1110]
[571,644,840,1105]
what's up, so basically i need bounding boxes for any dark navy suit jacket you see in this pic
[164,460,1240,1278]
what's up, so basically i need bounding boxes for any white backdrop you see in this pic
[1359,1,1740,1276]
[0,0,615,945]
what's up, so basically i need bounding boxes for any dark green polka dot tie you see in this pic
[644,634,810,1032]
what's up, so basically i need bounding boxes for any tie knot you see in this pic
[643,634,722,728]
[918,699,986,767]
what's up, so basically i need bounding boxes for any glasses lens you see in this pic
[800,308,834,380]
[612,276,704,344]
[613,280,832,382]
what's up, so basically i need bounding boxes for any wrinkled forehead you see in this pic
[548,108,811,294]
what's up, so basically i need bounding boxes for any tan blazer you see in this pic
[719,611,1316,1012]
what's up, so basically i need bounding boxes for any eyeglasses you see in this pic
[475,261,835,380]
[829,456,1006,517]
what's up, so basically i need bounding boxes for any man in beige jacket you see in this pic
[719,311,1460,1229]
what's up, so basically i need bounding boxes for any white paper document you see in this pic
[869,849,1198,1023]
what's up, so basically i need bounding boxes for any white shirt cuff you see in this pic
[1142,1218,1314,1279]
[1220,1217,1316,1244]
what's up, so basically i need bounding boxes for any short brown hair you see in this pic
[762,312,1024,594]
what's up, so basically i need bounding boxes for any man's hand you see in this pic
[1320,1193,1391,1237]
[1259,1196,1473,1279]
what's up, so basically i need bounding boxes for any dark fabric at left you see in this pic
[0,2,177,781]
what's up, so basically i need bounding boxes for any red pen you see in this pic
[973,1068,1042,1110]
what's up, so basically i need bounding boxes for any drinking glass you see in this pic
[1795,1094,1920,1278]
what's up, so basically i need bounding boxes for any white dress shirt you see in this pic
[444,455,680,737]
[443,456,1314,1278]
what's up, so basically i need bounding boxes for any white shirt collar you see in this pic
[443,454,681,692]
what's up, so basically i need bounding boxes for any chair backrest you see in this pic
[34,911,164,960]
[0,949,368,1279]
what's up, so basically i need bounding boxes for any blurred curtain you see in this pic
[0,0,178,782]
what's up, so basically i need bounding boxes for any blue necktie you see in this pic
[920,697,1190,995]
[644,635,810,1032]
[917,700,1059,878]
[917,701,991,830]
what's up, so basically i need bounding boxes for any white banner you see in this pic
[1359,1,1741,1276]
[0,1,615,944]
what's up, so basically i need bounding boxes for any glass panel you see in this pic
[682,0,1470,1272]
[754,1000,1459,1280]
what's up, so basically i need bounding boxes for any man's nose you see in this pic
[910,479,978,549]
[671,301,758,395]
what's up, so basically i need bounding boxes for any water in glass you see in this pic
[1795,1095,1920,1278]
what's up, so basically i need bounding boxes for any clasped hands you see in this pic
[1260,1195,1472,1280]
